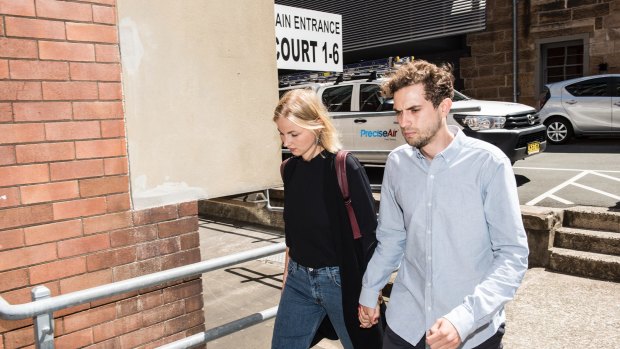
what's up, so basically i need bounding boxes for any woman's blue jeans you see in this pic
[271,259,353,349]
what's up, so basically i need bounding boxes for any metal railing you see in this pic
[0,242,287,348]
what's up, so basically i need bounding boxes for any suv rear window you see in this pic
[322,85,353,112]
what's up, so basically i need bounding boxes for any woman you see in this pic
[271,89,383,349]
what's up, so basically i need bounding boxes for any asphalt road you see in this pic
[365,137,620,209]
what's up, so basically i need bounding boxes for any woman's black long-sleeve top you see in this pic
[282,150,383,349]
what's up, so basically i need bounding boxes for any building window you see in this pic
[541,40,584,84]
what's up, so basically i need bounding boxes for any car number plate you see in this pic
[527,141,540,154]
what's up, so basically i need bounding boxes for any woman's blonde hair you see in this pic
[273,88,342,153]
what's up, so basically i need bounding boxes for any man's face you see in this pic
[393,83,444,149]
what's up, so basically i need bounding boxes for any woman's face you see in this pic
[276,116,319,161]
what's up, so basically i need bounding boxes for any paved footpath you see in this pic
[199,218,620,349]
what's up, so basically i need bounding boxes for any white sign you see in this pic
[274,5,343,72]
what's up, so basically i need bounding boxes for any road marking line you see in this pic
[590,171,620,182]
[513,166,620,173]
[571,182,620,200]
[547,194,573,204]
[525,171,590,206]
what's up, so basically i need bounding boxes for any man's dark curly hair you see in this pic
[382,60,455,108]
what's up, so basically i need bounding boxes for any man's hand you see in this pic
[358,303,380,328]
[426,318,461,349]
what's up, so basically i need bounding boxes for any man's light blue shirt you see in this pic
[360,126,529,348]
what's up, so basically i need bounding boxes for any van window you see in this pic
[360,84,383,111]
[321,85,353,112]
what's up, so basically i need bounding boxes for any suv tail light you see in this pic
[538,88,550,110]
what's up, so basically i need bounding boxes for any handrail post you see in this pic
[32,286,54,349]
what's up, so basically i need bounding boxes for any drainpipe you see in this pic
[512,0,518,102]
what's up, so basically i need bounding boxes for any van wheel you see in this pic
[545,117,573,145]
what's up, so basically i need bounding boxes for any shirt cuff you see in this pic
[359,287,380,308]
[443,304,475,342]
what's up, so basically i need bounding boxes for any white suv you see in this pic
[281,78,547,164]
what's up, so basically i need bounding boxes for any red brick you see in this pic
[137,238,181,261]
[86,246,136,271]
[0,203,53,230]
[5,17,65,40]
[0,37,37,59]
[83,211,132,235]
[105,192,130,212]
[64,304,116,333]
[39,41,95,62]
[0,242,57,271]
[57,233,110,258]
[0,123,45,144]
[0,103,12,122]
[55,328,93,349]
[45,121,101,141]
[9,60,69,80]
[161,249,200,270]
[158,217,199,238]
[180,232,200,250]
[133,205,178,226]
[2,325,35,348]
[84,337,120,349]
[162,280,202,304]
[0,81,42,100]
[0,145,16,165]
[36,0,93,22]
[163,310,204,336]
[0,0,35,16]
[184,294,203,313]
[0,187,20,208]
[59,269,112,293]
[16,142,75,163]
[76,139,126,159]
[73,101,123,119]
[178,201,198,217]
[142,300,185,327]
[0,228,23,251]
[53,197,107,220]
[79,175,129,197]
[66,23,118,44]
[70,62,120,81]
[79,0,116,5]
[92,313,142,343]
[0,163,49,186]
[20,180,79,204]
[29,256,86,284]
[93,5,116,24]
[98,82,122,100]
[42,81,98,100]
[0,269,28,292]
[95,44,120,63]
[50,159,104,181]
[116,297,139,317]
[110,225,158,248]
[113,258,162,281]
[0,16,3,35]
[142,332,186,349]
[0,60,8,79]
[104,157,128,175]
[24,219,83,245]
[119,323,164,349]
[100,119,125,138]
[13,102,73,121]
[138,290,163,311]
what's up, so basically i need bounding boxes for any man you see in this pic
[358,60,529,349]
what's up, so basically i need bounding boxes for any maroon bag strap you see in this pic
[280,157,291,180]
[336,150,362,240]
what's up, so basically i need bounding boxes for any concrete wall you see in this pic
[461,0,620,107]
[117,0,282,210]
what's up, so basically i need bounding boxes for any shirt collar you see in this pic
[413,125,464,163]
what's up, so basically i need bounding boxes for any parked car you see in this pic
[280,78,546,164]
[538,74,620,144]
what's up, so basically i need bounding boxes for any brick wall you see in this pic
[461,0,620,107]
[0,1,204,348]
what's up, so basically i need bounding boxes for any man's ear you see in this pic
[440,98,453,117]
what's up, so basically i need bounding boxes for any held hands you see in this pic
[358,301,380,328]
[426,318,461,349]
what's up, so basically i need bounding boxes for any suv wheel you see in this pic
[545,117,573,145]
